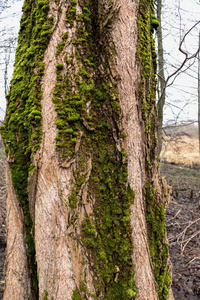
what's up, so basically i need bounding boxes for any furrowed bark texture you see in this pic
[3,163,32,299]
[2,0,174,299]
[112,2,159,299]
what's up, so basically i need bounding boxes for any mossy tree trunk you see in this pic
[2,0,174,299]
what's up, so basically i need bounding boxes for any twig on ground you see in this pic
[167,208,182,223]
[168,217,200,248]
[187,257,200,264]
[181,230,200,255]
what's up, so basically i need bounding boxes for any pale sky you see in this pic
[161,0,200,124]
[0,0,23,113]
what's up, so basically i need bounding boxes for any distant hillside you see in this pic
[163,121,198,138]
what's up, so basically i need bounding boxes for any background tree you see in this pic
[198,32,200,152]
[160,0,199,121]
[156,0,200,157]
[156,0,166,155]
[1,0,174,299]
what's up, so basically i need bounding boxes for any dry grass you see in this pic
[161,136,200,168]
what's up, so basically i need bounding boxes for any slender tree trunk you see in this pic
[157,0,166,156]
[2,0,174,299]
[198,32,200,153]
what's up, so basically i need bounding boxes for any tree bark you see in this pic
[156,0,166,156]
[2,0,174,299]
[198,32,200,153]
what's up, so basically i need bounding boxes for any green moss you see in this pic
[72,288,84,300]
[56,32,69,56]
[56,63,64,70]
[127,289,137,298]
[43,290,48,300]
[52,0,136,298]
[56,41,65,56]
[151,15,160,31]
[29,163,36,175]
[145,184,171,299]
[65,0,77,26]
[137,1,171,299]
[1,0,54,297]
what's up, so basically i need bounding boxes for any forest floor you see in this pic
[161,163,200,300]
[161,132,200,299]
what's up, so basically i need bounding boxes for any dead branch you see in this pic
[157,20,200,111]
[187,257,200,264]
[167,208,182,223]
[181,230,200,255]
[168,217,200,256]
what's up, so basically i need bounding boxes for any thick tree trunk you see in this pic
[2,0,174,299]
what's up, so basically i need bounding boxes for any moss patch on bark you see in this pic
[137,0,171,299]
[1,0,54,297]
[53,0,136,299]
